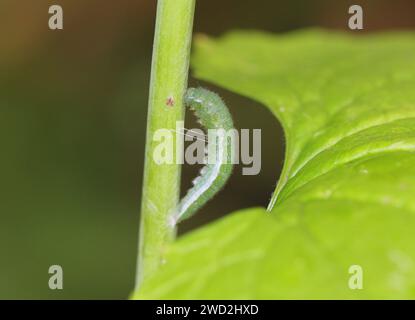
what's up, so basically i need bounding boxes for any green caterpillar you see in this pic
[170,87,234,225]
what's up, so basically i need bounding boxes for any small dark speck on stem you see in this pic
[166,96,174,107]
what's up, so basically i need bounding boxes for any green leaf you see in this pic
[134,30,415,299]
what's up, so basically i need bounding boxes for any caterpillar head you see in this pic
[184,87,234,130]
[184,87,209,107]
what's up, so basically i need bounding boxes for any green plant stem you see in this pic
[135,0,196,291]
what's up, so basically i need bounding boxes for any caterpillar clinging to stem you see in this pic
[170,87,234,225]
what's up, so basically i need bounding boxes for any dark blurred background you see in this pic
[0,0,414,299]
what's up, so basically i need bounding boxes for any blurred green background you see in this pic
[1,0,414,299]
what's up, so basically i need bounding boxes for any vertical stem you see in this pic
[135,0,196,290]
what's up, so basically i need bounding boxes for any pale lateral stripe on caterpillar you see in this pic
[170,87,234,225]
